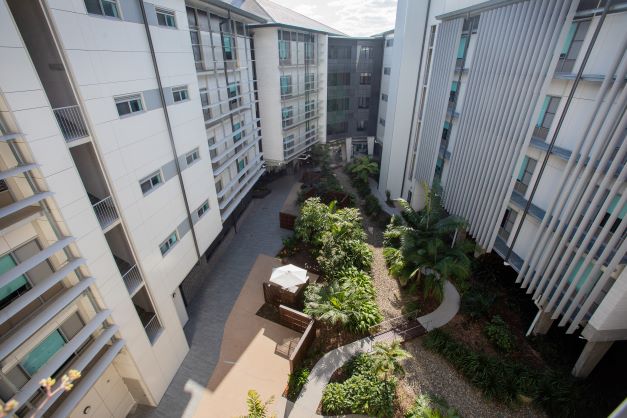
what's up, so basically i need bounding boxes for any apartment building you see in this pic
[326,35,384,161]
[374,30,395,161]
[380,0,627,377]
[0,0,271,416]
[233,0,341,168]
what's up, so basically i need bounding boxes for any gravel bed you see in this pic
[334,169,405,321]
[399,337,547,418]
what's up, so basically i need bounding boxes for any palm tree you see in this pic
[370,341,412,380]
[348,156,379,184]
[384,183,472,300]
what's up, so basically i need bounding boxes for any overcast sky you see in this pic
[270,0,397,37]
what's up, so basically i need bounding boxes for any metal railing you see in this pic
[92,196,119,230]
[121,264,142,295]
[53,105,89,142]
[143,314,162,344]
[533,125,549,140]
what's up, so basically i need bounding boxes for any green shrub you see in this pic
[287,367,310,401]
[405,393,460,418]
[281,235,299,256]
[460,287,495,319]
[317,235,373,279]
[365,195,382,217]
[423,330,580,417]
[484,315,515,352]
[321,374,396,417]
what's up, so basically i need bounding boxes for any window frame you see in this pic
[139,170,163,195]
[159,231,179,256]
[156,7,177,28]
[282,106,294,128]
[115,94,145,118]
[196,200,210,218]
[383,67,391,75]
[172,86,189,103]
[84,0,121,19]
[359,72,372,85]
[357,97,370,109]
[185,148,200,166]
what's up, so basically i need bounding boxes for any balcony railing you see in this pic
[143,315,162,344]
[92,196,119,230]
[53,105,89,142]
[533,126,549,141]
[121,264,142,296]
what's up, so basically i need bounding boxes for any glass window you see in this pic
[140,171,163,195]
[282,106,293,128]
[457,35,469,60]
[305,43,314,60]
[567,258,600,291]
[283,134,295,157]
[172,86,189,103]
[557,20,591,73]
[359,72,372,85]
[535,96,560,140]
[278,40,290,61]
[329,73,350,86]
[185,148,199,165]
[515,156,537,195]
[236,158,246,172]
[329,45,351,59]
[197,200,209,218]
[385,39,394,47]
[21,331,66,376]
[600,194,626,233]
[84,0,119,18]
[358,97,370,109]
[232,122,243,141]
[356,120,367,131]
[156,8,176,28]
[379,118,385,126]
[305,73,315,91]
[115,95,144,117]
[0,254,31,308]
[499,208,517,241]
[360,46,373,59]
[383,67,391,75]
[160,232,178,255]
[223,35,234,60]
[280,75,292,96]
[381,93,388,102]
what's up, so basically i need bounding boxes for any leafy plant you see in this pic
[460,286,495,319]
[364,194,382,217]
[317,234,372,279]
[304,268,382,333]
[348,156,379,184]
[321,375,396,417]
[405,393,461,418]
[384,184,472,301]
[484,315,515,352]
[287,368,310,401]
[241,390,275,418]
[368,341,412,379]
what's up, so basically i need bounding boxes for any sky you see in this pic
[269,0,397,37]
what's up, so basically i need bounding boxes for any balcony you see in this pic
[53,105,89,143]
[132,287,162,345]
[90,195,119,231]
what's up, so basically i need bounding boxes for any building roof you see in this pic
[230,0,347,35]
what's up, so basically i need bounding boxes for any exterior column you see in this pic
[572,341,613,378]
[527,309,554,336]
[345,137,353,162]
[367,136,375,157]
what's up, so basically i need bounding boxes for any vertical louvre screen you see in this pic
[413,18,463,185]
[442,0,575,249]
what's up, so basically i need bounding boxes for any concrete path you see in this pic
[289,280,460,418]
[130,175,295,418]
[368,178,401,217]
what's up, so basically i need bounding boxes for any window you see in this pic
[305,42,314,61]
[0,253,30,309]
[278,40,290,61]
[305,73,315,91]
[215,179,223,193]
[115,94,144,117]
[456,35,468,68]
[379,117,385,127]
[305,100,315,118]
[227,82,240,109]
[327,98,349,112]
[358,97,370,109]
[159,232,178,255]
[329,45,351,59]
[282,106,294,128]
[383,67,391,75]
[236,157,246,173]
[514,156,537,195]
[499,208,517,241]
[535,96,560,140]
[280,75,292,96]
[197,200,209,218]
[140,171,163,195]
[449,81,459,103]
[283,134,295,156]
[172,86,189,103]
[222,34,234,61]
[435,157,444,178]
[200,89,211,121]
[359,72,372,85]
[442,121,451,141]
[385,38,394,47]
[567,258,600,291]
[156,8,176,27]
[381,93,388,102]
[557,20,591,73]
[357,120,367,131]
[328,73,350,86]
[232,122,243,141]
[360,46,373,59]
[600,194,626,233]
[185,148,199,165]
[84,0,119,18]
[21,330,66,376]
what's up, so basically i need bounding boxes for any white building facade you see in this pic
[380,0,627,377]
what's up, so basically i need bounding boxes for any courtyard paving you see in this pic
[130,175,295,418]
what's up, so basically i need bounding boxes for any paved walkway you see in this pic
[130,175,295,418]
[368,178,401,217]
[289,280,460,418]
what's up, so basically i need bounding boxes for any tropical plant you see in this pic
[242,390,275,418]
[321,375,396,417]
[348,156,379,184]
[364,194,382,217]
[304,268,382,333]
[461,286,496,319]
[287,368,310,401]
[384,184,472,301]
[405,393,461,418]
[368,341,412,379]
[317,233,373,279]
[484,315,515,352]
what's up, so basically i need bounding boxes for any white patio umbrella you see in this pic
[269,264,308,289]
